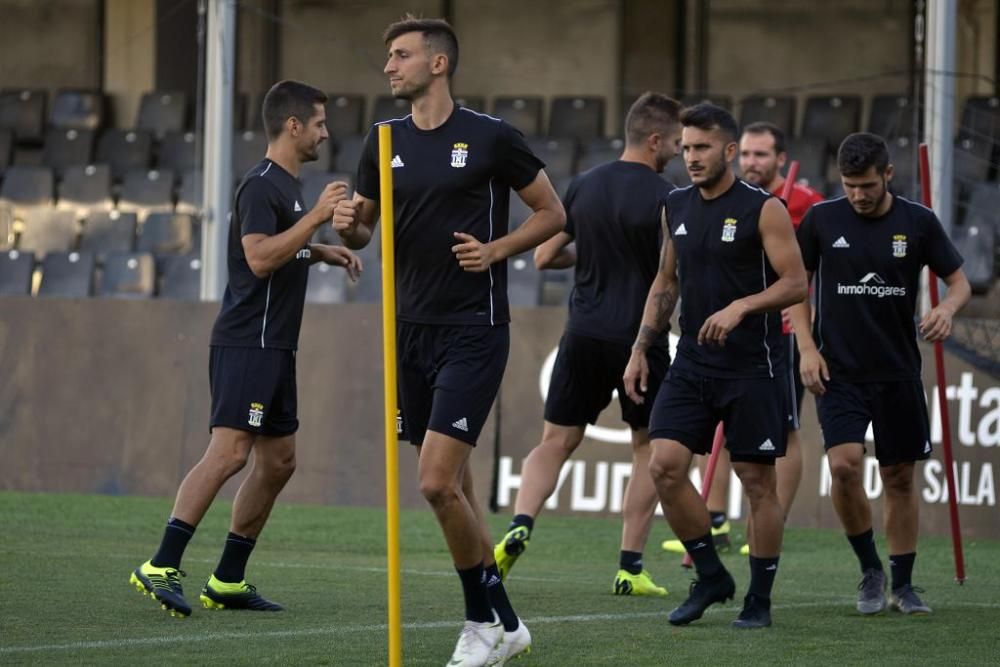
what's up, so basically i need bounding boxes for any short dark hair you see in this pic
[383,15,459,78]
[837,132,890,176]
[680,103,739,144]
[742,121,786,154]
[624,92,682,146]
[261,80,327,141]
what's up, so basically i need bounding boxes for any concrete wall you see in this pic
[0,0,102,91]
[104,0,156,129]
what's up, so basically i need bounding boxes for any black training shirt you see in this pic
[211,159,312,350]
[798,195,963,381]
[564,160,674,345]
[356,106,544,326]
[666,179,785,378]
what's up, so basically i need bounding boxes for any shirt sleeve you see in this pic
[354,126,381,200]
[920,208,964,277]
[236,178,279,237]
[561,175,581,239]
[796,208,820,272]
[495,121,545,191]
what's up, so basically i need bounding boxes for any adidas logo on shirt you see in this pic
[452,417,469,432]
[833,236,850,248]
[675,223,688,236]
[390,155,405,168]
[759,438,776,452]
[293,200,302,212]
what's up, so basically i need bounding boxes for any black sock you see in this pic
[847,528,883,573]
[682,534,724,579]
[150,517,196,569]
[747,555,779,600]
[709,512,727,529]
[456,562,494,623]
[213,532,257,583]
[619,550,643,575]
[889,552,916,590]
[485,563,519,631]
[508,514,534,535]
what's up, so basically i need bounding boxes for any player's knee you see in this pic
[419,476,460,508]
[269,452,296,482]
[881,465,914,496]
[829,457,862,488]
[647,451,682,487]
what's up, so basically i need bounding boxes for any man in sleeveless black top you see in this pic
[129,81,361,617]
[334,16,564,666]
[624,104,807,629]
[789,133,969,616]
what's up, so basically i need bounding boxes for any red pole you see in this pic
[780,160,800,201]
[918,143,966,584]
[682,422,725,568]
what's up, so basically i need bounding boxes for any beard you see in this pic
[694,158,729,190]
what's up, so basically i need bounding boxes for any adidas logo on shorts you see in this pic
[452,417,469,432]
[758,438,776,451]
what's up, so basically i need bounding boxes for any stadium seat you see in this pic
[98,251,156,298]
[739,95,796,134]
[455,96,485,112]
[0,165,54,209]
[800,95,862,154]
[302,170,354,213]
[136,91,188,138]
[332,134,365,173]
[49,89,106,131]
[963,183,1000,240]
[95,129,153,181]
[78,210,137,263]
[371,95,411,124]
[0,209,12,250]
[867,94,914,139]
[37,250,95,297]
[306,262,348,304]
[17,208,77,257]
[352,258,382,303]
[953,137,994,196]
[549,96,605,141]
[492,96,544,137]
[158,252,202,300]
[118,169,175,223]
[663,156,692,188]
[784,137,829,192]
[325,94,365,138]
[137,211,195,257]
[526,137,576,179]
[0,249,34,296]
[958,95,1000,148]
[887,136,917,200]
[508,253,541,307]
[578,137,624,172]
[0,88,47,144]
[232,130,267,180]
[950,221,995,294]
[175,169,203,215]
[42,128,95,176]
[58,164,113,218]
[681,94,734,111]
[0,128,11,175]
[158,131,198,174]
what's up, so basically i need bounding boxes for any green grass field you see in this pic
[1,491,998,666]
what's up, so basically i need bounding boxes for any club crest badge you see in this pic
[451,142,468,168]
[248,402,264,427]
[892,234,907,258]
[721,217,738,243]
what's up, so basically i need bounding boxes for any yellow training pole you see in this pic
[378,123,402,667]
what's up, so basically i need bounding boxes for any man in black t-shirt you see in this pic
[129,81,361,618]
[492,93,681,599]
[623,104,807,629]
[333,16,564,666]
[789,133,970,617]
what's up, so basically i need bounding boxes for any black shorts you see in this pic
[648,367,790,464]
[209,345,298,437]
[544,332,670,430]
[397,322,509,446]
[816,378,932,466]
[786,333,804,429]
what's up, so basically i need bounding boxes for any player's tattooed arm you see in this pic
[633,234,679,353]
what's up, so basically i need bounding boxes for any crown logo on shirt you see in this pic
[451,142,469,168]
[892,234,907,258]
[721,217,737,243]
